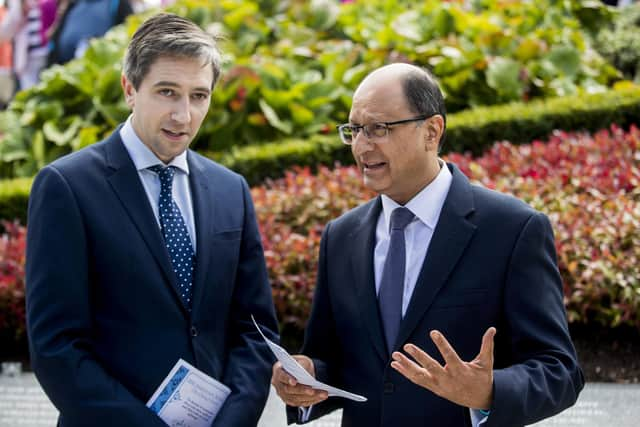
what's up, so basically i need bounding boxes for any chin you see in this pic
[363,182,385,196]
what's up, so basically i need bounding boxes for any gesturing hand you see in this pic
[271,355,328,407]
[391,327,496,410]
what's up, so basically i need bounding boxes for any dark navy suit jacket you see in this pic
[290,163,583,426]
[26,129,278,427]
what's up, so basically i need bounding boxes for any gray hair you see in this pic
[401,67,447,146]
[123,13,222,89]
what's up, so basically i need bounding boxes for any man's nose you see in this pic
[351,129,374,156]
[171,98,191,123]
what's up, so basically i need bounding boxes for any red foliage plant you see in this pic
[1,126,638,339]
[253,125,640,330]
[0,221,27,343]
[251,165,375,329]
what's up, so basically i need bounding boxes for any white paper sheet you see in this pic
[147,358,231,427]
[252,315,367,402]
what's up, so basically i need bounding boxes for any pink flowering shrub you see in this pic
[254,125,640,330]
[0,221,27,357]
[1,126,638,347]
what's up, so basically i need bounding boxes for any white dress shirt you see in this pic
[119,116,197,252]
[374,161,452,315]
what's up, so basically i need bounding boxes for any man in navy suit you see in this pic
[25,13,278,427]
[271,63,583,426]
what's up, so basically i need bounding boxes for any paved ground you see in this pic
[1,373,638,426]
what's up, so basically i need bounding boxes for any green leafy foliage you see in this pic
[0,0,625,178]
[595,3,640,82]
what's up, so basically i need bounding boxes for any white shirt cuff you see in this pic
[298,405,313,423]
[470,408,489,426]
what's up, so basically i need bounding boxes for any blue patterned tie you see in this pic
[378,207,415,354]
[149,165,195,311]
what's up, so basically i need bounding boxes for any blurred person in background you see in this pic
[0,0,15,106]
[0,0,56,91]
[46,0,131,65]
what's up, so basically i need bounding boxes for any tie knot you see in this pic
[149,165,176,182]
[389,207,414,231]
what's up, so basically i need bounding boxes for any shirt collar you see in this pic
[119,115,190,174]
[380,160,453,231]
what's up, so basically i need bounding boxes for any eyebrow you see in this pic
[152,81,211,95]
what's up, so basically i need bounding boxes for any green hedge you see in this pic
[445,82,640,155]
[217,83,640,183]
[0,178,31,225]
[1,82,639,220]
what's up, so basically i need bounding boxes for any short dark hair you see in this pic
[401,67,447,147]
[123,13,222,89]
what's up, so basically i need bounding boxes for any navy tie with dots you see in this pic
[378,206,415,354]
[149,165,195,311]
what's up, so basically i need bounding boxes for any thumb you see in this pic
[476,327,496,367]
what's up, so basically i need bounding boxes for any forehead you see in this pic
[142,56,214,89]
[350,76,409,122]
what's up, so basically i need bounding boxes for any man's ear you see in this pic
[121,74,135,109]
[424,115,444,151]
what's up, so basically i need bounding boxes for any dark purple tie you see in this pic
[378,207,415,354]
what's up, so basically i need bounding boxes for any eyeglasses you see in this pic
[336,115,431,145]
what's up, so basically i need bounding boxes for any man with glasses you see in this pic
[271,63,583,426]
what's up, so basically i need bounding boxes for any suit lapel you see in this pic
[350,197,388,363]
[187,152,214,318]
[104,132,187,313]
[395,164,477,349]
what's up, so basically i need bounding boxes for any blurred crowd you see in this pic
[0,0,172,108]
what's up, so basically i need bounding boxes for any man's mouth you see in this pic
[363,161,387,171]
[162,129,188,139]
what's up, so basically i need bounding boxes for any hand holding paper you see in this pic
[272,355,329,408]
[147,359,230,427]
[253,315,367,405]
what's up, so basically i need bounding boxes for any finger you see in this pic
[282,383,322,397]
[277,388,328,407]
[403,343,444,375]
[392,351,435,379]
[272,363,297,386]
[430,330,463,367]
[280,384,328,401]
[391,351,435,386]
[274,382,319,405]
[271,362,283,385]
[476,327,496,366]
[292,355,314,375]
[288,391,329,407]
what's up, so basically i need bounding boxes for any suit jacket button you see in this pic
[384,382,394,394]
[190,326,198,337]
